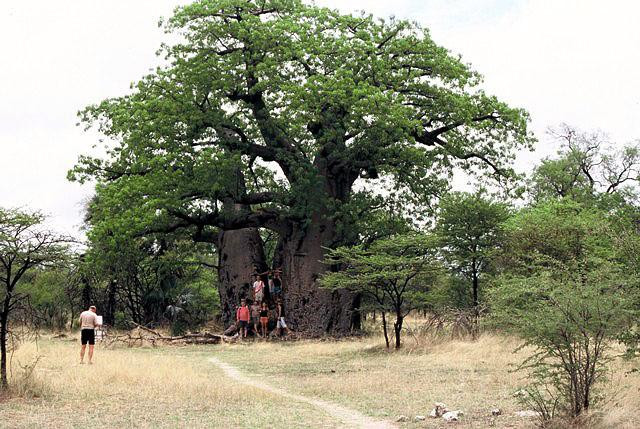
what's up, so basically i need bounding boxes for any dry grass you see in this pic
[0,339,340,428]
[217,332,640,428]
[1,329,638,429]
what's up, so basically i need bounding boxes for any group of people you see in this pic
[235,269,290,339]
[77,270,289,361]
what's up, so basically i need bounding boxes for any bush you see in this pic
[490,200,639,423]
[114,311,131,330]
[8,356,50,399]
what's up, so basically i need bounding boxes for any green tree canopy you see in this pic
[321,233,442,348]
[435,191,510,319]
[490,199,639,420]
[69,0,533,333]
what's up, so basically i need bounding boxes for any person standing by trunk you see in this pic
[253,274,265,303]
[259,302,270,338]
[236,299,250,339]
[79,305,101,364]
[250,300,261,336]
[271,270,282,300]
[276,299,290,337]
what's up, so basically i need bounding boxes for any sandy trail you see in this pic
[209,357,397,429]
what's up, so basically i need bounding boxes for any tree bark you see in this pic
[471,259,479,338]
[217,227,268,327]
[394,313,404,349]
[381,311,390,349]
[393,307,404,349]
[105,279,117,326]
[280,214,359,335]
[1,291,10,389]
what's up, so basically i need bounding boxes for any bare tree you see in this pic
[531,124,640,201]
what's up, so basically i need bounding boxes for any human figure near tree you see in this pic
[252,274,265,303]
[271,270,282,300]
[276,299,290,337]
[259,302,269,338]
[79,305,101,364]
[236,299,250,339]
[250,299,261,336]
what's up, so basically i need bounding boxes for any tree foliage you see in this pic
[530,124,640,206]
[0,208,71,389]
[68,0,532,332]
[436,191,509,324]
[320,233,442,348]
[489,200,639,421]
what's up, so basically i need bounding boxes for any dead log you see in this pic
[104,324,226,347]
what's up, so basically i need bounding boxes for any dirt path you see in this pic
[209,357,397,429]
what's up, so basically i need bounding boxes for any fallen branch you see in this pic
[103,324,231,348]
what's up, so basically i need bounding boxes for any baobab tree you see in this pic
[70,0,533,333]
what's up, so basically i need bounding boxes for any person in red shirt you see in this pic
[236,299,250,339]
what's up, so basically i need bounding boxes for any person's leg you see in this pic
[88,345,94,363]
[80,344,86,363]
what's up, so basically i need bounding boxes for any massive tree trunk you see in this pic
[217,227,268,327]
[215,165,361,334]
[280,216,357,334]
[277,163,361,335]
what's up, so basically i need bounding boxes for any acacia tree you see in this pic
[69,0,532,333]
[435,192,509,332]
[0,208,69,390]
[321,234,441,348]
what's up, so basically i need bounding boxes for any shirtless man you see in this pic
[79,305,101,364]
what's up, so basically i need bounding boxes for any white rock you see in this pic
[415,415,426,421]
[429,402,449,418]
[443,410,464,422]
[515,410,539,418]
[396,415,408,422]
[513,389,528,398]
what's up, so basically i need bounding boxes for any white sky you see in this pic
[1,0,639,237]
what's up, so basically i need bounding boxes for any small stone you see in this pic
[415,415,426,421]
[429,402,449,418]
[491,408,502,416]
[443,410,464,422]
[396,415,408,422]
[515,410,539,418]
[513,389,528,398]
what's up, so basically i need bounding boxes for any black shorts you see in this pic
[238,320,248,329]
[81,329,95,345]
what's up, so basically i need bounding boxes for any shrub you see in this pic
[490,200,639,423]
[8,356,50,399]
[114,311,131,330]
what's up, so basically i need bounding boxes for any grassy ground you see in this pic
[216,333,640,428]
[0,339,340,428]
[1,328,638,428]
